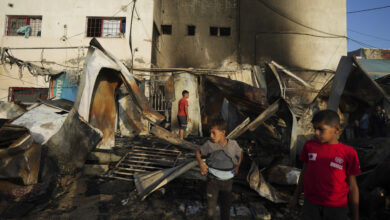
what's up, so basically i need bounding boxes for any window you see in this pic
[87,17,126,37]
[161,25,172,35]
[219,27,231,36]
[210,26,231,37]
[6,16,42,36]
[187,25,195,36]
[210,27,218,36]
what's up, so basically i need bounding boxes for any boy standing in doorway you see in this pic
[196,118,243,220]
[177,90,189,139]
[290,110,360,220]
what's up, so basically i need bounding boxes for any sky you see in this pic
[347,0,390,51]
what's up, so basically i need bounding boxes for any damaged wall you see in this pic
[152,0,346,72]
[0,0,155,99]
[239,0,346,110]
[151,0,346,109]
[152,0,238,69]
[240,0,346,71]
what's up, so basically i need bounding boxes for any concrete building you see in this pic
[152,0,346,71]
[0,0,155,101]
[152,0,238,69]
[349,48,390,60]
[0,0,348,119]
[152,0,347,117]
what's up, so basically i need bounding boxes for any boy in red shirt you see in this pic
[177,90,189,139]
[290,110,360,220]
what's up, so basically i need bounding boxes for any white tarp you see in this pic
[12,104,68,145]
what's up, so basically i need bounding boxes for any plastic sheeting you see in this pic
[12,104,68,145]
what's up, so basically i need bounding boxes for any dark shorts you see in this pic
[302,199,348,220]
[177,115,187,129]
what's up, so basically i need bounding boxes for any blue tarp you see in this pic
[51,73,78,102]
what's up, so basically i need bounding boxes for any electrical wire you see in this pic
[348,29,390,42]
[256,0,344,37]
[347,38,378,49]
[348,5,390,14]
[129,0,136,72]
[256,0,380,49]
[113,0,134,16]
[0,95,9,100]
[256,31,343,38]
[0,73,46,87]
[27,60,82,69]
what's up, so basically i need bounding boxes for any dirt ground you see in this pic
[3,176,300,220]
[2,174,389,219]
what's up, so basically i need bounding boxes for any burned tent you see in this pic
[327,56,390,113]
[0,123,41,186]
[0,38,165,209]
[202,73,297,165]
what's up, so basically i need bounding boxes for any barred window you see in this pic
[209,26,231,37]
[87,17,126,37]
[6,16,42,36]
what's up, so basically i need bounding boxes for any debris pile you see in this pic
[1,40,390,219]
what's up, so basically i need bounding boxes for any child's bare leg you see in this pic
[179,128,184,139]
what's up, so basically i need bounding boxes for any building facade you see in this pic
[152,0,347,71]
[1,0,348,107]
[0,0,155,101]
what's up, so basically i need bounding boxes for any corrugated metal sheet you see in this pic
[356,59,390,80]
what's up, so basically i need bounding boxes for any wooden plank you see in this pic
[226,117,250,139]
[271,61,314,89]
[109,176,134,181]
[228,100,280,139]
[150,125,200,151]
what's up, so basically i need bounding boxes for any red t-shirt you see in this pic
[178,98,188,116]
[299,140,361,207]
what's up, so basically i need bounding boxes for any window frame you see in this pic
[209,26,218,36]
[187,25,195,36]
[6,15,42,37]
[86,17,126,38]
[209,26,231,37]
[219,27,231,37]
[161,24,172,35]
